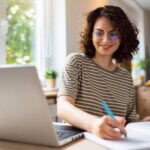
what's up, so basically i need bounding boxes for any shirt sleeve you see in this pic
[126,77,138,121]
[57,53,82,100]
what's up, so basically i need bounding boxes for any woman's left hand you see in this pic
[143,116,150,121]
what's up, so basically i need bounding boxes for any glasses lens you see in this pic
[95,31,103,38]
[109,32,119,41]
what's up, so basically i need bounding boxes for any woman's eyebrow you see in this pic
[94,29,117,33]
[108,29,117,33]
[94,29,103,32]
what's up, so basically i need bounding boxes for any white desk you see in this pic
[0,138,108,150]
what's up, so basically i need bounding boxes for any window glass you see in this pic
[6,0,36,64]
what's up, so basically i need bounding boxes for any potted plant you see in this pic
[44,68,57,88]
[137,58,150,70]
[136,58,150,84]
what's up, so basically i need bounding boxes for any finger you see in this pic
[107,117,127,137]
[116,117,127,136]
[117,124,127,136]
[143,116,150,121]
[107,116,120,127]
[117,118,126,126]
[119,118,126,125]
[104,125,122,140]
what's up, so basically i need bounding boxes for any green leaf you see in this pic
[44,69,57,79]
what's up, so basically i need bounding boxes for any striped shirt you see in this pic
[58,53,137,121]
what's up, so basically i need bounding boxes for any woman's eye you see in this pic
[95,31,103,37]
[109,32,119,40]
[110,32,118,37]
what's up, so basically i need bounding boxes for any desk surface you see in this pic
[44,91,57,98]
[0,139,108,150]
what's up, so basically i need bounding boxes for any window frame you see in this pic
[0,0,52,81]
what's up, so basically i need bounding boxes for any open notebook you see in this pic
[84,122,150,150]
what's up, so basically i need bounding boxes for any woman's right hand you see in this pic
[90,115,126,140]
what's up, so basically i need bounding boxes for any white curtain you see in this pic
[0,0,7,64]
[35,0,51,80]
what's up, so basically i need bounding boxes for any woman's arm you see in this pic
[57,96,127,140]
[57,96,97,132]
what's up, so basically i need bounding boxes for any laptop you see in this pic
[0,65,84,146]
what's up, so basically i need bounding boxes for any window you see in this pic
[6,0,36,64]
[0,0,51,80]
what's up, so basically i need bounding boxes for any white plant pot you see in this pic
[46,79,56,88]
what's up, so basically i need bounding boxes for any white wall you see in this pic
[0,0,6,64]
[50,0,67,86]
[51,0,108,87]
[66,0,108,55]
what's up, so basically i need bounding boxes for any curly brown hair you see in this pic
[80,5,139,63]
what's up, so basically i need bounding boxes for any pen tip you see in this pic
[124,133,127,138]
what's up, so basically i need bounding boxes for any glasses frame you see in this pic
[93,30,121,42]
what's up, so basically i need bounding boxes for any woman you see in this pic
[57,5,149,140]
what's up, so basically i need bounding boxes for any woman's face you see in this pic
[92,16,121,58]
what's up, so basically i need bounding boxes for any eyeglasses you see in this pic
[93,30,120,41]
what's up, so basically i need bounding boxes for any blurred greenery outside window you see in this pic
[132,54,150,85]
[6,0,36,64]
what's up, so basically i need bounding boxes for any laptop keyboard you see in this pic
[54,124,84,141]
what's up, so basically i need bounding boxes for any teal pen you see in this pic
[101,101,127,138]
[101,101,115,119]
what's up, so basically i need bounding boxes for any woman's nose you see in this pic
[101,34,110,42]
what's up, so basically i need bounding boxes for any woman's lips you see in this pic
[100,45,113,49]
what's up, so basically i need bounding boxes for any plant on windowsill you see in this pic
[137,58,150,84]
[44,68,57,88]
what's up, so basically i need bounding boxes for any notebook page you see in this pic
[84,122,150,150]
[126,121,150,136]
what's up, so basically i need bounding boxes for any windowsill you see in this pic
[42,86,58,92]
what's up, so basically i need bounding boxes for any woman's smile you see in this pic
[100,44,113,50]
